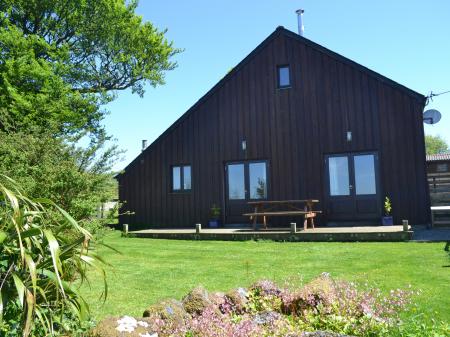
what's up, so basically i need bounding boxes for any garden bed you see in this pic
[90,274,448,337]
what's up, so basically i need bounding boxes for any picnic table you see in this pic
[430,205,450,228]
[243,199,321,230]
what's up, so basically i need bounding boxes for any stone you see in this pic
[209,291,226,306]
[182,286,212,315]
[222,287,249,314]
[253,310,281,325]
[89,316,156,337]
[143,299,189,322]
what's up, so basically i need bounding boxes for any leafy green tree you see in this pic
[255,178,267,199]
[0,0,179,139]
[0,0,179,230]
[0,131,118,232]
[425,134,449,155]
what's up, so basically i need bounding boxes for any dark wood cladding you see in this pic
[427,160,450,174]
[117,27,429,229]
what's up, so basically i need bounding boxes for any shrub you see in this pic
[0,131,119,239]
[280,274,417,336]
[0,175,107,336]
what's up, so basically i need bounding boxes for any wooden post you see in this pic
[402,220,409,232]
[253,205,258,230]
[196,223,202,234]
[123,224,128,235]
[290,222,297,234]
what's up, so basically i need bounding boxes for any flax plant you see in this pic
[0,175,108,336]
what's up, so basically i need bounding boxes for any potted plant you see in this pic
[382,196,393,225]
[208,204,221,228]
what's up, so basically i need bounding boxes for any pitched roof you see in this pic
[280,27,424,101]
[426,153,450,162]
[118,26,426,176]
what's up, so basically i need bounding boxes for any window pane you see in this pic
[249,162,267,199]
[354,155,376,195]
[278,66,290,87]
[328,157,350,196]
[228,164,245,200]
[172,166,181,190]
[183,166,191,190]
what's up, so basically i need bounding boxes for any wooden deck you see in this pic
[130,225,412,242]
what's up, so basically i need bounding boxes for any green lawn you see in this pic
[81,232,450,322]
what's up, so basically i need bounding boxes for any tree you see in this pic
[255,178,267,199]
[425,134,449,155]
[0,0,180,139]
[0,131,119,234]
[0,0,179,229]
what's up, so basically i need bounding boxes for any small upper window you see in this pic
[277,65,290,88]
[172,165,191,192]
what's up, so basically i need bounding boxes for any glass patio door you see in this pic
[225,161,268,223]
[325,153,380,222]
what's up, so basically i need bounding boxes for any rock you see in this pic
[209,291,226,306]
[89,316,157,337]
[143,299,189,322]
[182,286,212,315]
[282,275,338,315]
[253,311,281,325]
[221,287,249,314]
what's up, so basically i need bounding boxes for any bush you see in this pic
[0,175,107,336]
[0,131,119,238]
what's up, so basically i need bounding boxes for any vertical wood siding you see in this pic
[118,29,429,229]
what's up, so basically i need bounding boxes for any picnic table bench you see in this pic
[243,199,321,230]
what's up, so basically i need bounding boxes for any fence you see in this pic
[428,172,450,226]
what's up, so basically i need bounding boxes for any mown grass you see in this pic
[81,231,450,322]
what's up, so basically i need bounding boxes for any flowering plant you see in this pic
[92,274,447,337]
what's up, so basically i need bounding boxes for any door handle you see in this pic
[349,184,353,190]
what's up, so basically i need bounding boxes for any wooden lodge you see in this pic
[117,26,430,230]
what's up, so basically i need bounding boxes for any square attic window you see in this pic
[277,65,290,88]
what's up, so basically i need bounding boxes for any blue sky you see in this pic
[105,0,450,170]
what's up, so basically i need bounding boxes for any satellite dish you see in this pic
[423,109,442,125]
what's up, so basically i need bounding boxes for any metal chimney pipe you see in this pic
[296,9,305,36]
[142,139,148,151]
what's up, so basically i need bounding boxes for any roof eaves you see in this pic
[426,153,450,162]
